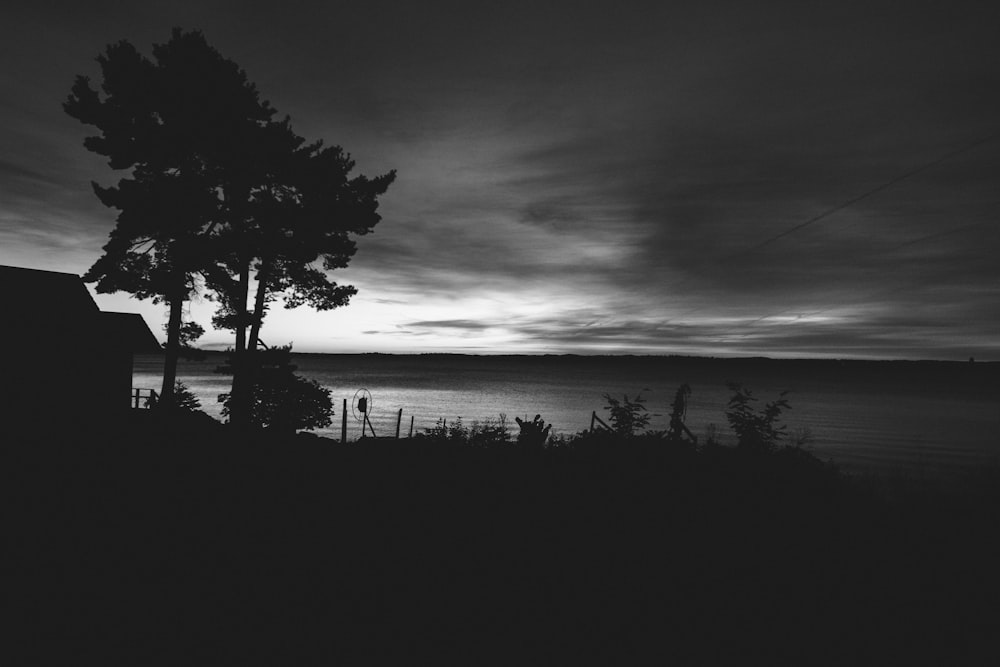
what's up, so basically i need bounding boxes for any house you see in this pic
[1,264,161,433]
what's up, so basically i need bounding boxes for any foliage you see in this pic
[470,414,512,446]
[422,417,470,443]
[602,393,650,436]
[173,380,202,413]
[422,415,513,446]
[203,90,395,429]
[167,320,206,360]
[65,27,394,426]
[515,414,552,447]
[724,381,791,453]
[65,28,277,409]
[218,344,332,433]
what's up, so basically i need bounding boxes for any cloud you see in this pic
[406,319,493,331]
[3,0,1000,358]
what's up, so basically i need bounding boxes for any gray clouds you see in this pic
[1,1,998,358]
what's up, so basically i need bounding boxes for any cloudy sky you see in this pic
[2,1,998,359]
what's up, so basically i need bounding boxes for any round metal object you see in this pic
[351,388,373,422]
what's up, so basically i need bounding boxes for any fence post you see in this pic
[409,415,414,438]
[341,398,347,443]
[395,408,403,439]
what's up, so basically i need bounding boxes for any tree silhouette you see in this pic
[67,28,394,423]
[65,28,276,411]
[207,118,395,428]
[217,344,333,434]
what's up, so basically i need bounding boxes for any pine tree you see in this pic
[65,28,276,411]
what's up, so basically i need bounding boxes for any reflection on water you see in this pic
[133,353,1000,477]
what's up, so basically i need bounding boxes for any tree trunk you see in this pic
[159,287,185,413]
[248,267,269,354]
[229,260,252,429]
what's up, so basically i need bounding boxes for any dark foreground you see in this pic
[6,411,1000,665]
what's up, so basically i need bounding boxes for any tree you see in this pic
[65,28,277,411]
[208,126,395,428]
[218,345,333,434]
[67,28,394,424]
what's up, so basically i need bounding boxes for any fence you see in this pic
[131,388,158,409]
[341,399,414,443]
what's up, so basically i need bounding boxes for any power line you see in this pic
[737,133,997,255]
[656,133,997,332]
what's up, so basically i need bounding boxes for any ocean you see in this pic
[134,352,1000,477]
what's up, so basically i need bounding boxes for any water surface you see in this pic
[134,353,1000,477]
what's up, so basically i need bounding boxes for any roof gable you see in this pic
[1,264,160,352]
[98,312,162,353]
[2,264,100,324]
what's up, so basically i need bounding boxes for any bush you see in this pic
[470,414,512,446]
[515,414,552,447]
[218,344,333,433]
[173,380,202,413]
[724,381,790,453]
[602,393,650,436]
[421,414,514,446]
[422,417,468,442]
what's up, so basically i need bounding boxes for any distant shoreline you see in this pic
[143,349,1000,365]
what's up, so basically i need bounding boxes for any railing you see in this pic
[131,388,159,409]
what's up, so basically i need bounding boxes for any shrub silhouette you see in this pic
[173,380,202,413]
[218,344,332,433]
[422,417,471,443]
[724,381,790,453]
[420,415,512,446]
[602,392,650,436]
[470,414,511,446]
[515,414,552,447]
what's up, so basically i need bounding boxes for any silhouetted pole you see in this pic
[395,408,403,438]
[408,415,414,438]
[341,398,347,443]
[590,411,610,432]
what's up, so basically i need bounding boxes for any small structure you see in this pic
[1,264,160,434]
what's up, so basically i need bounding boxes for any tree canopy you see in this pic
[66,28,394,423]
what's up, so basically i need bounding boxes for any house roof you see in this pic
[1,264,161,352]
[3,263,100,325]
[99,312,163,353]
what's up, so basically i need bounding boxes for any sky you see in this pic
[2,1,999,359]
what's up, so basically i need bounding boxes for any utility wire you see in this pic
[657,133,997,330]
[737,133,997,255]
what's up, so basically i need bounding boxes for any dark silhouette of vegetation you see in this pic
[602,392,650,436]
[173,380,202,413]
[65,28,393,424]
[175,321,207,361]
[217,344,333,433]
[725,381,791,453]
[9,380,1000,665]
[207,134,394,429]
[421,415,513,446]
[514,414,552,447]
[64,28,276,411]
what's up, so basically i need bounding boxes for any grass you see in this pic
[5,408,1000,664]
